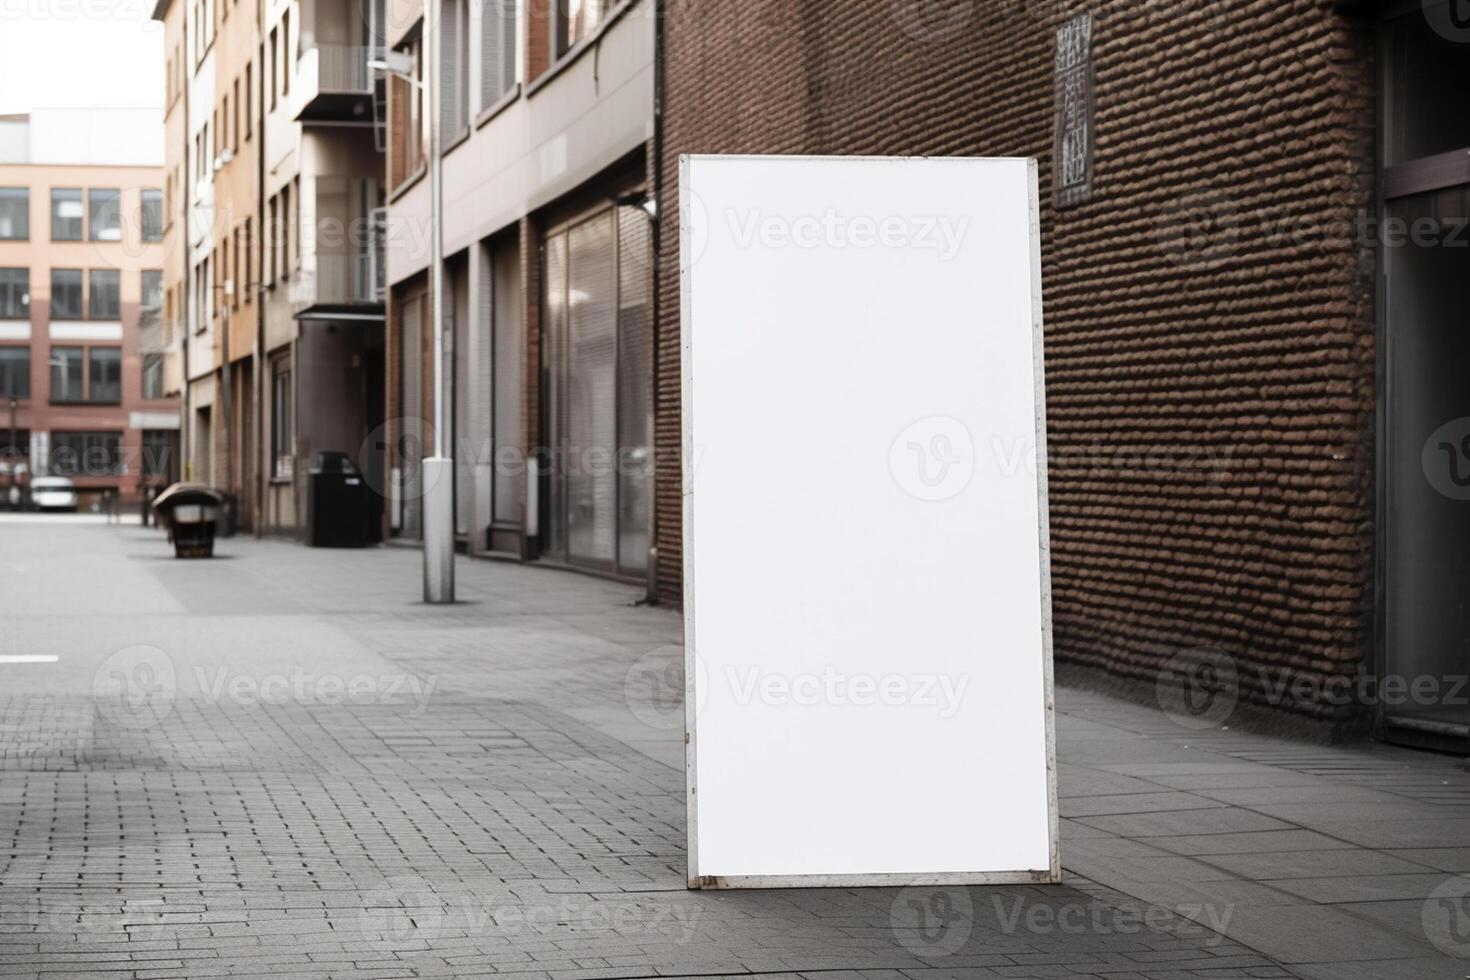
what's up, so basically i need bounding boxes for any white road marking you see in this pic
[0,655,59,664]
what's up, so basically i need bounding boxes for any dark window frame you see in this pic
[87,346,122,404]
[0,268,28,319]
[50,268,83,319]
[51,188,83,241]
[0,187,28,241]
[0,346,29,399]
[88,269,121,320]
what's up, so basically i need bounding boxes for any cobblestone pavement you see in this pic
[0,519,1466,979]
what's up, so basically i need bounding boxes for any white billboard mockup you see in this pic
[680,155,1057,889]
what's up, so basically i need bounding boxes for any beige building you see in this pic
[155,0,386,536]
[0,109,175,509]
[383,0,655,589]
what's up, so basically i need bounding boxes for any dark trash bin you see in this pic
[152,483,224,558]
[307,451,370,548]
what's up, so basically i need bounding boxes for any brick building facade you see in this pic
[654,0,1469,741]
[0,110,177,510]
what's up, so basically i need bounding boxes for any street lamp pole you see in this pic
[370,22,452,604]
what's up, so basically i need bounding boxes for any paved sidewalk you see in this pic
[0,519,1466,979]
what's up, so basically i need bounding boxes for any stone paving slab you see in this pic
[0,521,1468,978]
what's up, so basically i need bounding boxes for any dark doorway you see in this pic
[1380,5,1470,747]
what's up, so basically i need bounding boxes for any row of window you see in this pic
[0,269,163,320]
[0,431,173,478]
[0,346,165,403]
[0,188,163,243]
[394,0,611,189]
[178,6,291,189]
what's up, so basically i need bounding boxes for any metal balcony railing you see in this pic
[304,45,380,94]
[289,250,384,307]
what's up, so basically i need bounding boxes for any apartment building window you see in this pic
[244,62,253,138]
[282,10,291,96]
[88,189,121,241]
[0,188,27,239]
[243,217,253,301]
[51,189,83,240]
[50,269,83,319]
[142,353,165,399]
[556,0,609,57]
[291,178,301,270]
[50,431,123,476]
[0,348,28,398]
[50,346,83,402]
[266,197,277,285]
[270,27,279,109]
[389,40,426,188]
[480,0,517,109]
[141,270,163,313]
[442,0,470,135]
[88,348,121,403]
[141,429,174,478]
[542,203,653,576]
[140,189,163,241]
[229,228,239,307]
[0,269,28,318]
[89,270,120,319]
[271,356,291,477]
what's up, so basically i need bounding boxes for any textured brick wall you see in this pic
[655,0,1378,724]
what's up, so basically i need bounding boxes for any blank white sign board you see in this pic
[681,156,1058,888]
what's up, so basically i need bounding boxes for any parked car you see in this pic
[30,476,78,511]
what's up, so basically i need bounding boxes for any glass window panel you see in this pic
[0,188,28,240]
[0,347,28,399]
[1385,10,1470,165]
[89,347,121,403]
[50,431,122,476]
[88,189,121,241]
[141,270,163,312]
[89,270,120,319]
[141,189,164,242]
[50,269,82,319]
[543,231,567,559]
[565,211,617,567]
[50,346,83,402]
[480,0,517,108]
[492,240,523,524]
[616,206,652,576]
[142,430,174,478]
[0,268,28,318]
[142,352,165,399]
[51,189,82,241]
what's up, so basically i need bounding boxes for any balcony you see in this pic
[294,45,382,123]
[288,247,384,312]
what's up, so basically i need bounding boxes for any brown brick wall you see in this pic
[655,0,1379,723]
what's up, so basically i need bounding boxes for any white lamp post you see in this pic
[370,24,453,604]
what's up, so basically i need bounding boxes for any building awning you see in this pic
[294,304,385,324]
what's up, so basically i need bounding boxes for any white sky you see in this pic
[0,2,164,116]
